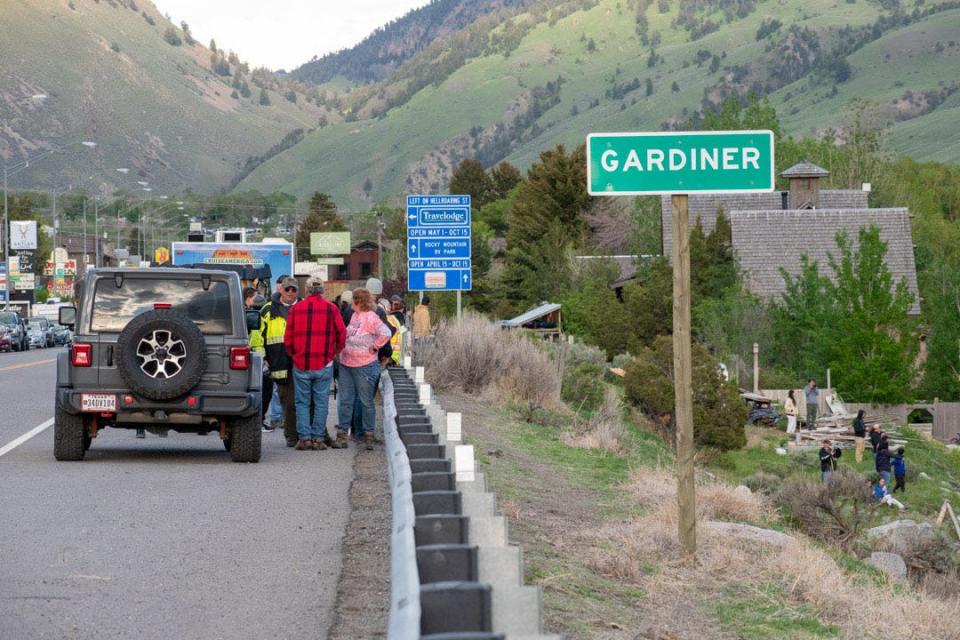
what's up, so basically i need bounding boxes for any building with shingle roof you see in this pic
[729,208,920,315]
[658,162,921,314]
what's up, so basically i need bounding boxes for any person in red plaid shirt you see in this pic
[284,276,346,451]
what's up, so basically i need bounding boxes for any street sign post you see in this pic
[587,130,775,195]
[588,130,775,562]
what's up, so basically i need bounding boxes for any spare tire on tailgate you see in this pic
[117,309,207,400]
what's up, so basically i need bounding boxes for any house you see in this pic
[330,240,380,283]
[659,162,921,315]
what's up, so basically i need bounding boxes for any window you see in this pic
[360,262,372,277]
[801,179,810,189]
[91,277,233,334]
[336,264,350,280]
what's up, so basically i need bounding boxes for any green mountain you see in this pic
[238,0,960,209]
[290,0,535,85]
[0,0,328,195]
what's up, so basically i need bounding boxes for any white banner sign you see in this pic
[10,221,37,250]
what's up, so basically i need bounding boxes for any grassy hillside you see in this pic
[239,0,960,209]
[0,0,327,194]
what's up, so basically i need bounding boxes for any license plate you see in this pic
[81,393,118,412]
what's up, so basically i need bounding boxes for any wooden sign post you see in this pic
[671,194,696,559]
[587,130,776,561]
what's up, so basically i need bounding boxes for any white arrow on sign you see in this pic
[463,273,469,283]
[409,242,417,254]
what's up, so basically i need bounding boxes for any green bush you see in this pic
[561,340,607,369]
[623,335,747,451]
[743,471,783,495]
[562,363,605,412]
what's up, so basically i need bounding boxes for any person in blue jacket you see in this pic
[875,441,893,488]
[891,447,907,493]
[872,476,905,510]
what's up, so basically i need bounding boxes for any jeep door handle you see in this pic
[106,345,114,367]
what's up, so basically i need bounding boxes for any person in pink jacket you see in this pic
[337,288,392,449]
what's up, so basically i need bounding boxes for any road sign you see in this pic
[406,195,472,291]
[587,130,775,195]
[310,231,351,255]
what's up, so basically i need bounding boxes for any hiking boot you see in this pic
[334,431,349,449]
[295,439,311,450]
[286,439,297,448]
[363,433,374,451]
[312,439,328,451]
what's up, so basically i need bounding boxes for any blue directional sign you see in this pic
[406,195,472,291]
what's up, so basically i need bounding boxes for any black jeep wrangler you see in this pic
[55,268,263,462]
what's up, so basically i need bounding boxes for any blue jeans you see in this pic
[293,366,334,440]
[338,362,380,437]
[879,470,891,488]
[269,383,282,421]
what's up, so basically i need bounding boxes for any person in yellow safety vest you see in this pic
[258,277,300,447]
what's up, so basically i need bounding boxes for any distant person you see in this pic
[784,389,797,436]
[284,277,346,451]
[852,409,866,463]
[339,289,354,326]
[259,277,300,446]
[337,288,391,450]
[875,440,893,488]
[413,295,432,338]
[819,439,840,483]
[892,446,907,493]
[390,295,406,325]
[872,476,905,510]
[869,424,883,456]
[365,277,391,315]
[264,275,289,431]
[804,379,819,429]
[243,287,258,309]
[388,296,405,365]
[248,291,272,430]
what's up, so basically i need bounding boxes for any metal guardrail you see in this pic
[383,372,421,640]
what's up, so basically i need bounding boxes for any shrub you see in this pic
[423,313,561,415]
[560,340,608,370]
[561,362,605,412]
[743,471,783,495]
[162,27,182,46]
[623,335,747,451]
[777,469,874,548]
[562,388,626,453]
[612,352,633,370]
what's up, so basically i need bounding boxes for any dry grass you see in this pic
[587,466,960,640]
[561,389,627,454]
[423,312,562,411]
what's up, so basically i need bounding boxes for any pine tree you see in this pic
[448,159,494,206]
[240,81,252,99]
[209,39,217,53]
[490,162,522,200]
[295,192,346,260]
[258,88,271,106]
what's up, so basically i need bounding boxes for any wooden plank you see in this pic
[673,194,696,561]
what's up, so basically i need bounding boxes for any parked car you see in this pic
[0,310,29,352]
[53,324,72,346]
[54,268,263,462]
[29,317,56,348]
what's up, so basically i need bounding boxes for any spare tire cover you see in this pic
[117,309,207,400]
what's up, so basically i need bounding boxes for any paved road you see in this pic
[0,346,355,640]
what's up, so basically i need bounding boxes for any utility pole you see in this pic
[672,194,696,560]
[94,199,99,268]
[377,212,384,278]
[2,164,7,309]
[82,198,87,275]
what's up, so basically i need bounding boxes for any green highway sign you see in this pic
[310,231,351,255]
[587,130,775,195]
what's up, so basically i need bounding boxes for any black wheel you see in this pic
[116,310,206,400]
[228,414,261,463]
[54,401,86,461]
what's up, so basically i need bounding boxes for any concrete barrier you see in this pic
[386,365,559,640]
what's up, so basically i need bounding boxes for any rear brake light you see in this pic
[229,346,251,370]
[71,343,93,367]
[154,303,172,310]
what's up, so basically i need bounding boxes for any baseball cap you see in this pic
[276,274,289,284]
[305,276,324,290]
[280,277,298,290]
[341,290,353,304]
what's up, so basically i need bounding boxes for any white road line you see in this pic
[0,418,54,458]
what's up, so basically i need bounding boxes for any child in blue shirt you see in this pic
[892,447,906,493]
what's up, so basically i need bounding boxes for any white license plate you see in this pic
[81,393,117,412]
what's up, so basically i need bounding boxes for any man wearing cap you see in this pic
[258,276,300,446]
[284,277,346,450]
[262,275,288,431]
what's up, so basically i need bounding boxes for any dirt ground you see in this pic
[434,389,729,640]
[326,444,391,640]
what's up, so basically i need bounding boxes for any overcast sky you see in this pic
[152,0,431,71]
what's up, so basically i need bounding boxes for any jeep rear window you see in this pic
[91,278,233,334]
[0,312,18,326]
